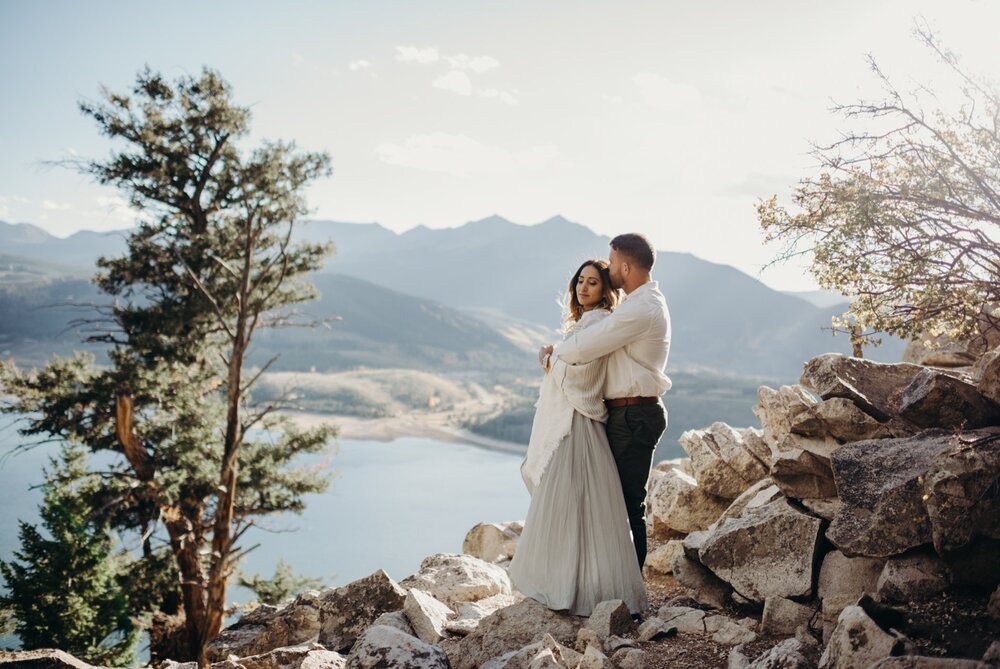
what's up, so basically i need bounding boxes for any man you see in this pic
[540,233,671,569]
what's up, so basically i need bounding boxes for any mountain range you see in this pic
[0,217,906,380]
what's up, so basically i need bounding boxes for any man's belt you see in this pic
[605,396,660,408]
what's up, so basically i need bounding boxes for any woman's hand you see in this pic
[538,344,554,371]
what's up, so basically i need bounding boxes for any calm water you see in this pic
[0,418,529,621]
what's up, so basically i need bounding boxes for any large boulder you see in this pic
[446,597,581,669]
[644,540,684,575]
[817,550,885,641]
[679,427,747,499]
[875,548,950,604]
[827,431,954,557]
[345,625,450,669]
[922,428,1000,554]
[318,570,408,652]
[790,397,892,442]
[463,522,523,563]
[208,591,323,661]
[769,434,840,499]
[583,600,634,640]
[698,498,823,603]
[671,551,731,609]
[403,588,454,644]
[761,597,817,636]
[744,638,816,669]
[800,353,926,421]
[753,385,818,450]
[647,467,731,533]
[401,553,512,610]
[444,592,524,637]
[709,479,783,531]
[898,369,1000,429]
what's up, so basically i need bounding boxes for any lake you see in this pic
[0,420,530,625]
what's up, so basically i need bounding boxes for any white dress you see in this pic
[509,309,648,616]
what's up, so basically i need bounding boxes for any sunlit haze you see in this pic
[3,0,999,291]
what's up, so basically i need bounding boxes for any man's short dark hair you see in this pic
[610,233,655,271]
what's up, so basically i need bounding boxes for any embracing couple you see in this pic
[509,232,671,619]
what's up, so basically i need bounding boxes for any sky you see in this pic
[2,0,1000,292]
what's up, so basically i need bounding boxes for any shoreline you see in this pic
[278,410,528,456]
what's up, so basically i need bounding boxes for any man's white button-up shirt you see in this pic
[551,280,671,399]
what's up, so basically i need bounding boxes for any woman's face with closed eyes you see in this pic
[575,264,604,310]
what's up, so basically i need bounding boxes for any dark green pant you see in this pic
[606,403,667,569]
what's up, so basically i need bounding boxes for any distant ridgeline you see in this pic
[0,216,906,378]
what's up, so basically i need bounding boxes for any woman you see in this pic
[509,259,648,617]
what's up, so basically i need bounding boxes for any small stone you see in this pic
[583,599,634,639]
[637,617,677,641]
[612,648,647,669]
[577,645,610,669]
[402,588,453,644]
[575,627,601,653]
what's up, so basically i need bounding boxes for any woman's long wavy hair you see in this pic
[563,259,619,330]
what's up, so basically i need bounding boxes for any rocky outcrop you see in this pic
[647,466,731,533]
[898,369,1000,428]
[790,397,892,441]
[401,553,512,610]
[679,423,768,499]
[697,498,823,602]
[318,570,408,652]
[231,643,346,669]
[344,625,450,669]
[208,591,323,661]
[800,354,925,421]
[0,650,105,669]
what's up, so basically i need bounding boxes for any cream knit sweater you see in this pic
[520,308,610,493]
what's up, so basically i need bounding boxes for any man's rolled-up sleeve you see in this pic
[553,302,650,364]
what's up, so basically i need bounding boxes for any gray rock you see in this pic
[583,599,634,640]
[876,549,950,603]
[977,348,1000,405]
[680,427,750,499]
[729,645,750,669]
[710,479,784,531]
[648,466,732,533]
[800,354,924,421]
[791,397,892,441]
[656,606,707,633]
[990,585,1000,619]
[577,645,610,669]
[706,615,757,645]
[574,627,601,653]
[761,597,817,636]
[526,649,560,669]
[540,632,581,668]
[444,593,524,637]
[370,611,415,638]
[603,636,637,653]
[800,497,841,521]
[745,638,815,669]
[403,588,454,644]
[401,553,512,610]
[818,605,898,669]
[769,433,840,499]
[827,431,954,558]
[611,648,647,669]
[899,369,1000,429]
[984,638,1000,663]
[345,625,450,669]
[209,591,323,661]
[753,385,819,450]
[922,429,1000,554]
[234,643,347,669]
[637,617,677,641]
[698,499,823,602]
[318,570,408,652]
[477,643,542,669]
[671,551,732,609]
[0,650,103,669]
[463,522,523,563]
[740,427,773,469]
[817,550,884,642]
[446,597,581,669]
[644,540,684,575]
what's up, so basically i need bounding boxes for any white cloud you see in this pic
[395,45,440,64]
[376,133,560,177]
[433,71,473,96]
[446,54,500,73]
[42,200,73,211]
[477,88,518,105]
[348,60,372,71]
[632,72,703,111]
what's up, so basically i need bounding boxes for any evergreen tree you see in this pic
[238,559,325,606]
[0,66,337,664]
[0,446,139,665]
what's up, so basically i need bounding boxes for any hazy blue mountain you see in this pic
[0,217,907,380]
[0,255,526,372]
[784,289,850,309]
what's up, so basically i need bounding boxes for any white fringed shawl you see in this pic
[520,309,610,494]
